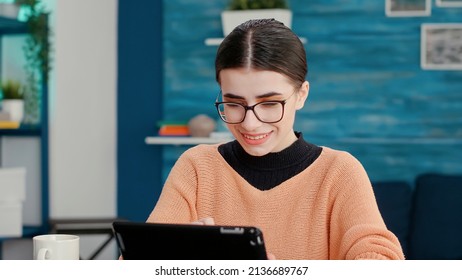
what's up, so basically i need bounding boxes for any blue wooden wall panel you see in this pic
[161,0,462,186]
[118,0,164,221]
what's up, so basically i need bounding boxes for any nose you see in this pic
[239,109,262,131]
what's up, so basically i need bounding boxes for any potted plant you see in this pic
[1,79,25,122]
[14,0,52,124]
[221,0,292,36]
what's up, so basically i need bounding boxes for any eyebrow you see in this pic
[222,91,284,100]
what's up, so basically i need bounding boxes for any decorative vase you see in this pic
[188,114,216,137]
[2,99,24,123]
[221,9,292,36]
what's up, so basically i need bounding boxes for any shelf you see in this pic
[147,136,462,146]
[205,36,307,46]
[0,124,41,136]
[0,16,27,35]
[145,136,233,145]
[0,14,49,253]
[204,38,226,46]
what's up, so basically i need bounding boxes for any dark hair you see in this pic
[215,19,307,88]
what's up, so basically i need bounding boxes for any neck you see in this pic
[218,132,323,190]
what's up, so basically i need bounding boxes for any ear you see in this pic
[295,81,309,110]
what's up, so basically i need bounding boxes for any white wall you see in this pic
[51,0,117,218]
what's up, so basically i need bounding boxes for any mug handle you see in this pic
[37,248,49,260]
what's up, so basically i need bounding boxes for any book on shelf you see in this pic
[158,124,190,136]
[0,120,20,129]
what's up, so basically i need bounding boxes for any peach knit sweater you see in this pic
[147,144,405,260]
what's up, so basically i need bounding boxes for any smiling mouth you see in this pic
[242,133,270,140]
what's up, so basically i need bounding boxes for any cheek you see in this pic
[283,105,298,122]
[277,110,297,131]
[226,123,238,134]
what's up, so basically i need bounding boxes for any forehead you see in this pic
[219,68,293,96]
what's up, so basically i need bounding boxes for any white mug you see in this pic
[33,234,80,260]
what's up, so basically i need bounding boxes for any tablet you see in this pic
[112,221,268,260]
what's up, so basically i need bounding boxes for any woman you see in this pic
[147,19,404,260]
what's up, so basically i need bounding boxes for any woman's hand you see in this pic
[190,217,215,225]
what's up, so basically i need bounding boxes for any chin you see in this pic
[241,145,272,157]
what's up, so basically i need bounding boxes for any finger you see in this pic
[190,217,215,225]
[267,253,276,260]
[199,217,215,225]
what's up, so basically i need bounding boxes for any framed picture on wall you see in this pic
[436,0,462,7]
[385,0,431,17]
[421,24,462,70]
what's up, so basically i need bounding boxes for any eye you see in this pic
[224,103,242,108]
[259,101,280,108]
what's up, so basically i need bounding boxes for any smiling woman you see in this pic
[145,19,405,260]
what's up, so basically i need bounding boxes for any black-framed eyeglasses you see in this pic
[214,91,297,124]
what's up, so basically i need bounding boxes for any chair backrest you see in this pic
[372,181,413,257]
[407,173,462,260]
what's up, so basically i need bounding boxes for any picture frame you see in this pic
[421,24,462,70]
[436,0,462,7]
[385,0,431,17]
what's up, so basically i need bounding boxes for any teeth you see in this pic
[243,134,267,140]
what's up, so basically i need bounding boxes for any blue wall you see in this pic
[116,0,462,221]
[161,0,462,186]
[118,0,163,221]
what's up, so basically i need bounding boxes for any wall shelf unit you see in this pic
[0,15,49,247]
[145,136,233,146]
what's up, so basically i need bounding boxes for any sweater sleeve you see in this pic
[146,149,199,224]
[327,152,405,260]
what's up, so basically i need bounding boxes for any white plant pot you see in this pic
[2,99,24,123]
[0,3,20,19]
[221,9,292,37]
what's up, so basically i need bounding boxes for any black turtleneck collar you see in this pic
[218,132,322,190]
